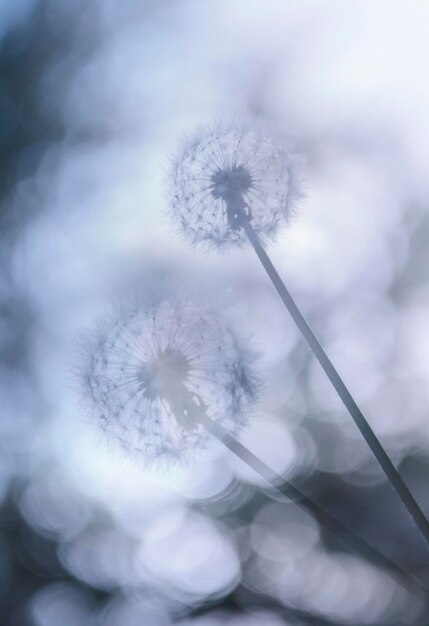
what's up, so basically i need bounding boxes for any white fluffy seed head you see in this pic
[169,120,302,250]
[80,300,259,466]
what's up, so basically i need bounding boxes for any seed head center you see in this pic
[139,348,190,400]
[210,165,252,200]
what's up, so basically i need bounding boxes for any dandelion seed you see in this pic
[168,119,429,548]
[81,299,258,464]
[169,120,301,250]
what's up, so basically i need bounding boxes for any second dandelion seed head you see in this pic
[81,299,258,465]
[170,121,301,249]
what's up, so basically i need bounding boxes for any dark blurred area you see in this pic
[0,1,57,224]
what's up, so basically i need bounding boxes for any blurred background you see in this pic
[1,0,429,624]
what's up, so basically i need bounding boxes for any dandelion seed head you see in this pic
[81,300,258,465]
[169,120,302,250]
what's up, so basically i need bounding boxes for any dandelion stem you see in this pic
[163,382,427,597]
[198,412,428,601]
[239,212,429,549]
[131,332,428,602]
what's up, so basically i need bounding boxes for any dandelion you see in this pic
[81,299,258,464]
[169,119,429,547]
[79,295,423,597]
[170,120,300,250]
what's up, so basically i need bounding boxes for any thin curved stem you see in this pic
[165,384,428,599]
[199,412,428,602]
[239,212,429,550]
